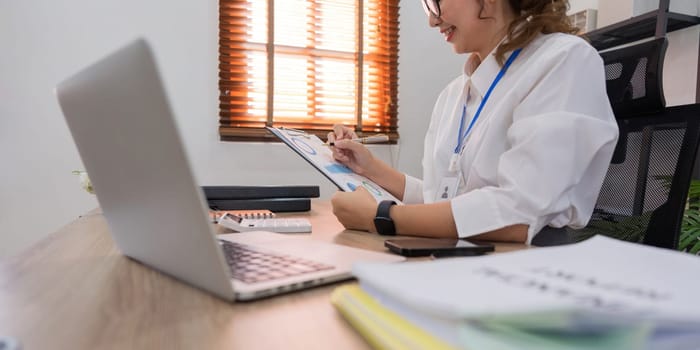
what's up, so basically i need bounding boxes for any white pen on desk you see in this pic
[326,134,389,146]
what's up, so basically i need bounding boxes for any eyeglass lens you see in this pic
[421,0,440,18]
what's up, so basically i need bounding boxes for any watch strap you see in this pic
[374,200,397,235]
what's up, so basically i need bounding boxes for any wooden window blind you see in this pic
[218,0,399,142]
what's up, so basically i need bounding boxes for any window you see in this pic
[218,0,400,142]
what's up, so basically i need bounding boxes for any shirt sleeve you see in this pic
[402,174,424,204]
[451,40,619,244]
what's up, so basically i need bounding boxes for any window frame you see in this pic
[217,0,400,143]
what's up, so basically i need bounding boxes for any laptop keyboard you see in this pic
[219,240,335,284]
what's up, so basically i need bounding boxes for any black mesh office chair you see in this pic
[570,38,700,249]
[601,38,668,118]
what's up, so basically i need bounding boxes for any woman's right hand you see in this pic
[327,124,375,176]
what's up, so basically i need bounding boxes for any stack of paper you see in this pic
[332,236,700,350]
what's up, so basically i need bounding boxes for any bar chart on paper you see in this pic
[266,127,402,204]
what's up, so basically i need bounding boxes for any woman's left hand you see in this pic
[331,187,378,233]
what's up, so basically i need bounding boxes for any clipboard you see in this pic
[266,126,402,204]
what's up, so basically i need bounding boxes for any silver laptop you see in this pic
[55,38,403,301]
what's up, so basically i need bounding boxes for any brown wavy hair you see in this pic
[487,0,580,65]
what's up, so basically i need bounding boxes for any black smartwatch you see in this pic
[374,200,397,235]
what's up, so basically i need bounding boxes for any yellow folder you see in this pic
[331,284,458,350]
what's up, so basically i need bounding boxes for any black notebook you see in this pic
[202,185,320,200]
[207,198,311,212]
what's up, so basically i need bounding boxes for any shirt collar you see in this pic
[462,36,512,99]
[466,52,501,100]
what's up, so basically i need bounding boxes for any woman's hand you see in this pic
[327,124,358,142]
[327,124,376,177]
[327,124,406,202]
[331,187,378,233]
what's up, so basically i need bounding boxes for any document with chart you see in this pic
[266,127,401,204]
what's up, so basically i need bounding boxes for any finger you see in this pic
[331,190,350,211]
[351,186,376,205]
[357,186,374,199]
[354,186,368,194]
[333,124,358,140]
[327,131,336,143]
[332,149,350,163]
[333,139,364,153]
[329,141,348,159]
[332,124,348,140]
[330,142,352,162]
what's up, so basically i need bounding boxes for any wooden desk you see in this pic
[0,200,527,349]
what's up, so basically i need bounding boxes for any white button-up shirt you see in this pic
[402,33,619,244]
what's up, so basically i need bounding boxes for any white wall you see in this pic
[1,0,697,258]
[569,0,600,13]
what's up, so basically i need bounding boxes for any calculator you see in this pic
[217,213,312,233]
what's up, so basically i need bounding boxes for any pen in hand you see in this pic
[325,134,389,146]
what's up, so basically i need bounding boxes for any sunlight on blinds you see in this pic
[218,0,399,140]
[267,0,358,126]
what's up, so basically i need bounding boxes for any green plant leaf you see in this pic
[690,239,700,255]
[679,228,700,251]
[677,179,700,254]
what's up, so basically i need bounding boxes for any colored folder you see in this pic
[331,284,458,350]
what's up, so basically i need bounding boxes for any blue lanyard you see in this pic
[454,48,522,154]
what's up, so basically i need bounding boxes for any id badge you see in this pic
[435,175,460,201]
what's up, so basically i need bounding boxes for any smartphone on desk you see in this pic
[384,238,494,257]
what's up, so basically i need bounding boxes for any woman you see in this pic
[329,0,618,244]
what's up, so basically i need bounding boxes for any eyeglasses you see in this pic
[421,0,441,18]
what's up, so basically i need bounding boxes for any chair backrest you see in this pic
[599,37,668,118]
[578,37,700,250]
[591,105,700,249]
